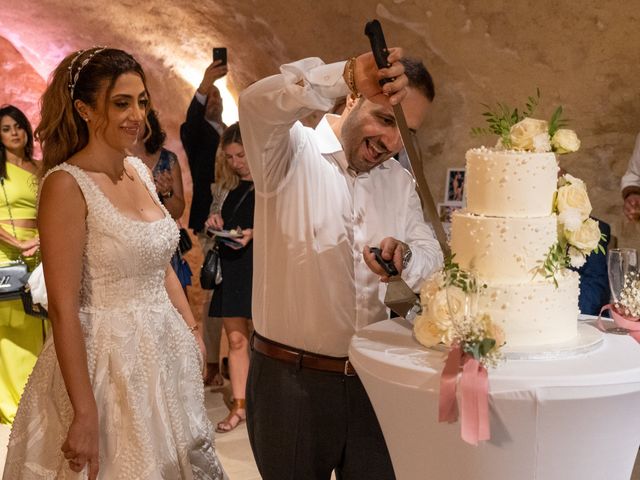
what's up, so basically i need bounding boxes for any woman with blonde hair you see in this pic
[204,122,254,433]
[3,47,226,479]
[0,104,44,425]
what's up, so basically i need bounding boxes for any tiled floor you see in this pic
[1,384,639,479]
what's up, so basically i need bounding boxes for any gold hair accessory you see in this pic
[68,46,108,99]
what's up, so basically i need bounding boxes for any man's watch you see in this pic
[401,244,412,269]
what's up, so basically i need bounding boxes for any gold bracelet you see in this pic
[345,57,361,99]
[188,324,199,333]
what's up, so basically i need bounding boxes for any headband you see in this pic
[68,46,108,99]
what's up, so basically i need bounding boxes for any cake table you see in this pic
[349,316,640,480]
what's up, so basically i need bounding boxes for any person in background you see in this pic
[204,122,254,433]
[130,109,191,291]
[239,48,442,479]
[621,132,640,221]
[0,104,44,425]
[181,59,228,386]
[574,219,610,315]
[3,47,226,479]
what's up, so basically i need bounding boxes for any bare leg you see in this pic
[216,316,250,432]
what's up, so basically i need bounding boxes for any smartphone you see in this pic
[213,47,227,66]
[217,236,242,248]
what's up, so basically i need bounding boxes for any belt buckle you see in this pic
[344,359,356,376]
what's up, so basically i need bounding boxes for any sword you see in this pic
[364,19,450,320]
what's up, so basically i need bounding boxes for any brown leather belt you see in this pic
[251,333,357,376]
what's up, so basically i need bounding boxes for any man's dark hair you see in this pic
[401,57,435,102]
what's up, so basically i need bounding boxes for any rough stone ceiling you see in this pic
[1,0,640,245]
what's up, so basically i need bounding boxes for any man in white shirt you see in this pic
[239,47,443,479]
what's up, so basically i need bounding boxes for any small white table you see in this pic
[349,317,640,480]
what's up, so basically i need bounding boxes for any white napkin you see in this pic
[27,263,48,309]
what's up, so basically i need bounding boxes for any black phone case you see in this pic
[213,48,227,65]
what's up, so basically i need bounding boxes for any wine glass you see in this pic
[607,248,638,333]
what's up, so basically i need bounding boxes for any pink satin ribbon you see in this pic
[598,304,640,342]
[438,344,490,445]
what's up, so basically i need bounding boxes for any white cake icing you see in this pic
[465,147,558,217]
[450,147,580,348]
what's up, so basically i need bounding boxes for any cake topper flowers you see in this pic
[471,89,580,154]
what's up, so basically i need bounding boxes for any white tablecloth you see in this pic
[349,317,640,480]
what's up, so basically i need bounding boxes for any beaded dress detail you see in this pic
[3,157,227,479]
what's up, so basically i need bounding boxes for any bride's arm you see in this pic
[38,170,99,479]
[164,265,207,365]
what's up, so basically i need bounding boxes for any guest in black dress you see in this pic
[204,123,254,433]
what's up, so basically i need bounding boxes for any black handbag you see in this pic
[200,243,222,290]
[199,184,254,290]
[178,228,192,255]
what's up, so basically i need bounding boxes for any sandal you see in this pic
[215,399,246,433]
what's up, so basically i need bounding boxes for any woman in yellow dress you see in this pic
[0,104,43,424]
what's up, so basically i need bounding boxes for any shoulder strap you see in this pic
[40,163,97,211]
[227,183,255,225]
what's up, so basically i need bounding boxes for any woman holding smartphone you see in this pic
[204,122,254,433]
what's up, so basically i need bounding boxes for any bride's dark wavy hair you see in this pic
[0,104,34,179]
[36,47,151,175]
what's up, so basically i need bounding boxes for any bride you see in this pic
[2,47,227,479]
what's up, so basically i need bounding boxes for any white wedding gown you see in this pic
[2,158,227,479]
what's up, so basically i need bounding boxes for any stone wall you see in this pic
[1,0,639,250]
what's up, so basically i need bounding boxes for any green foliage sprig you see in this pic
[470,89,541,148]
[540,241,570,287]
[443,255,485,293]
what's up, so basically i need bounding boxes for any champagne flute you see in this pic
[607,248,638,333]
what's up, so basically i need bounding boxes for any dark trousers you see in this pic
[246,348,396,480]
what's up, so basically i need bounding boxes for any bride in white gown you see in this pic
[2,47,227,479]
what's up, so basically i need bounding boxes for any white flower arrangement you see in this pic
[471,89,580,154]
[615,272,640,319]
[541,174,605,283]
[413,258,505,368]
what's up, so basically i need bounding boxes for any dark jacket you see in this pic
[574,219,611,316]
[180,95,222,233]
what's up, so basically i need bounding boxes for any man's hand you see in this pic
[352,48,408,107]
[363,237,407,282]
[624,193,640,221]
[197,60,229,96]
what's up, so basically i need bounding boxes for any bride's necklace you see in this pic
[118,166,134,182]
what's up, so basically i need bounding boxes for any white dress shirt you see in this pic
[194,91,224,136]
[239,58,443,357]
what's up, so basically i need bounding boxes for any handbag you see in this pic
[199,184,254,290]
[200,243,222,290]
[178,227,192,254]
[0,177,30,301]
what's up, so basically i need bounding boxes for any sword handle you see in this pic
[365,19,393,86]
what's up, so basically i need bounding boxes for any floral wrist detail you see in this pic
[188,324,199,333]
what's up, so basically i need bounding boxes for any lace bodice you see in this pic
[43,157,179,310]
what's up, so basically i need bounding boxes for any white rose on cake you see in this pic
[533,132,552,153]
[551,129,581,154]
[558,208,584,232]
[558,173,586,190]
[556,183,592,221]
[566,217,601,253]
[509,118,549,150]
[568,246,587,268]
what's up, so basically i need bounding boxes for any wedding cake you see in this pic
[449,147,580,347]
[414,99,602,355]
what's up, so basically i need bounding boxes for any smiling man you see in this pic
[239,49,443,480]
